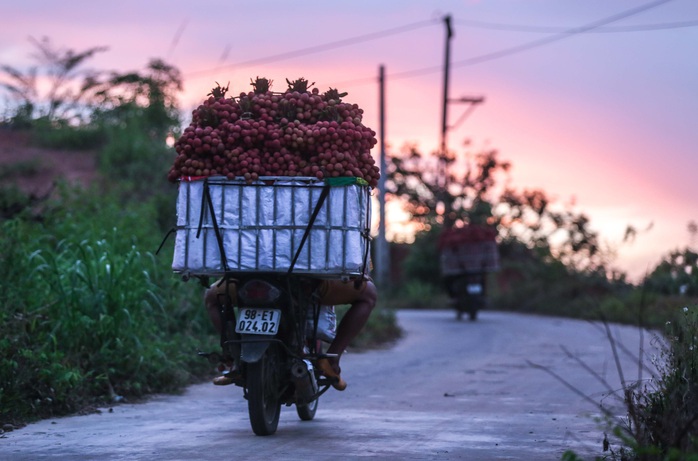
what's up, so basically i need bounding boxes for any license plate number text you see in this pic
[235,308,281,335]
[466,283,483,295]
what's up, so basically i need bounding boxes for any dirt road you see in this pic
[0,309,657,460]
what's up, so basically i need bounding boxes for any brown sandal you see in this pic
[213,366,242,386]
[317,358,347,391]
[213,375,234,386]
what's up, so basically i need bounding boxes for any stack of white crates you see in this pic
[172,176,372,278]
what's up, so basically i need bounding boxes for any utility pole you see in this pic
[439,14,484,228]
[439,15,453,194]
[375,65,390,289]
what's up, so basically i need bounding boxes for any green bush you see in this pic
[0,51,222,426]
[0,159,42,180]
[30,118,107,150]
[336,304,402,350]
[382,280,448,310]
[400,226,443,288]
[0,184,215,425]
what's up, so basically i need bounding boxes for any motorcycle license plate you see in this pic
[466,283,483,295]
[235,308,281,335]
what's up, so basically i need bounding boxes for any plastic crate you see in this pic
[172,176,372,278]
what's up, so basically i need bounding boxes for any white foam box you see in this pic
[172,176,372,277]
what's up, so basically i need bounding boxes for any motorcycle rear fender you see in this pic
[240,334,271,363]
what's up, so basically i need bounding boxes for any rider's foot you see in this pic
[212,366,242,386]
[317,358,347,391]
[213,375,234,386]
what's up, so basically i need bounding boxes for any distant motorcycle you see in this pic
[439,225,499,321]
[444,271,487,321]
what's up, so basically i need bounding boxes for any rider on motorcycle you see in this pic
[204,277,377,390]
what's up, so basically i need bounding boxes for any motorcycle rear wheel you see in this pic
[296,397,318,421]
[247,344,282,436]
[296,338,322,421]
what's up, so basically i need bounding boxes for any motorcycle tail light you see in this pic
[239,280,281,304]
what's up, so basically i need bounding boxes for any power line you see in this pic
[333,0,678,87]
[452,18,698,33]
[450,0,677,68]
[180,0,683,88]
[183,18,440,79]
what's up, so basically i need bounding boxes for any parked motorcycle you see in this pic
[197,274,338,436]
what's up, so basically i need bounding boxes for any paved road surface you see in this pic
[0,309,659,460]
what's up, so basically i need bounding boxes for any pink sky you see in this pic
[2,0,697,282]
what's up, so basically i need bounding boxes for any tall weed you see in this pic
[554,305,698,460]
[612,305,698,459]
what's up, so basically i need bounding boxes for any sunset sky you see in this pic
[1,0,696,282]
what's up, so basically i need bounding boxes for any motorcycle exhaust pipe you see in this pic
[290,359,318,405]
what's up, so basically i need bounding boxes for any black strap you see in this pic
[155,227,176,255]
[354,229,371,289]
[354,188,372,288]
[288,183,330,275]
[197,178,230,273]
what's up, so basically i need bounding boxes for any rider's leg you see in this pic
[204,284,224,334]
[203,280,240,385]
[316,279,377,389]
[326,280,377,361]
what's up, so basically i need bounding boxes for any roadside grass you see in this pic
[599,304,698,460]
[337,303,403,351]
[0,182,217,428]
[526,301,698,461]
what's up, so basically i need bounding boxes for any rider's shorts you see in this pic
[315,277,371,306]
[207,276,370,306]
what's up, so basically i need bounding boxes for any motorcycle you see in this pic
[438,225,499,322]
[444,271,487,321]
[167,175,373,436]
[197,274,340,436]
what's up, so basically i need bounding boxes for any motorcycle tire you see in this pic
[296,338,322,421]
[247,343,282,436]
[296,398,318,421]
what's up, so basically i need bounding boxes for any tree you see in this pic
[497,187,608,272]
[387,144,509,230]
[1,37,185,219]
[1,36,108,124]
[644,223,698,295]
[89,58,183,205]
[92,58,183,140]
[386,142,613,276]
